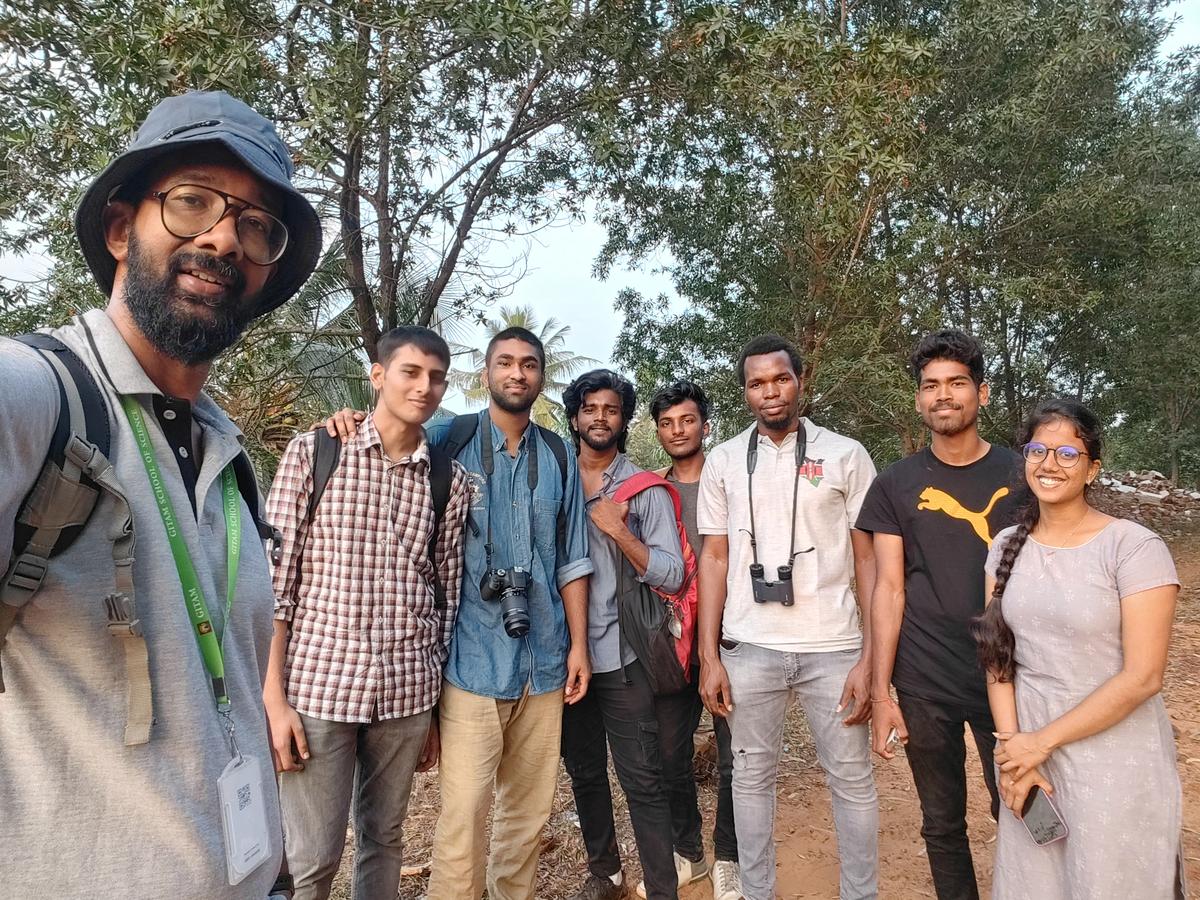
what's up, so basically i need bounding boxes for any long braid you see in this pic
[970,498,1039,682]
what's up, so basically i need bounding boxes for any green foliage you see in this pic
[597,0,1200,478]
[0,0,677,358]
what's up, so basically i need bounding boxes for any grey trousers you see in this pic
[279,709,433,900]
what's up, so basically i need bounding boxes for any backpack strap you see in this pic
[442,413,481,461]
[441,413,571,557]
[289,428,343,587]
[534,425,570,552]
[307,429,342,523]
[427,445,452,611]
[2,334,152,745]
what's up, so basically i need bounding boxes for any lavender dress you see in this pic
[985,519,1184,900]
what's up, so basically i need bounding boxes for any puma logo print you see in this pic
[917,486,1010,544]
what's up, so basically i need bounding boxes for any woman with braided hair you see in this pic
[972,399,1184,899]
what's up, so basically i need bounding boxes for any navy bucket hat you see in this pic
[74,91,322,317]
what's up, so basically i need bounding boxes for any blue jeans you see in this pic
[722,642,878,900]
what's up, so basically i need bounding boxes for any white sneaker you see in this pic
[636,851,712,897]
[710,859,743,900]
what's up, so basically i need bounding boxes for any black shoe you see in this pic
[570,872,626,900]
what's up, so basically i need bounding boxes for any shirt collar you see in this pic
[486,409,536,452]
[586,452,635,500]
[350,411,431,465]
[747,416,819,450]
[77,308,241,438]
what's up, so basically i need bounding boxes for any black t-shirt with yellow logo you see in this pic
[856,445,1024,708]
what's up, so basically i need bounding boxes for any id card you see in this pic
[217,753,272,885]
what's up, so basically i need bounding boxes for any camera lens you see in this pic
[500,593,530,638]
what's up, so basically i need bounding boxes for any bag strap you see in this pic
[534,425,570,553]
[612,471,682,522]
[427,444,452,611]
[2,334,152,745]
[442,413,480,461]
[230,451,281,564]
[307,429,342,522]
[442,413,570,560]
[290,428,342,590]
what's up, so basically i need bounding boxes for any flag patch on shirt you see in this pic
[800,458,825,487]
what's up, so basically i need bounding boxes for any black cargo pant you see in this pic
[562,660,701,900]
[898,691,1001,900]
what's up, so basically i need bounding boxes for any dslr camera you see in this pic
[480,566,532,637]
[749,563,795,606]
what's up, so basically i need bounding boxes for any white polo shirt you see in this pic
[697,418,876,653]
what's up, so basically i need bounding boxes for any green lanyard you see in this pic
[121,396,241,708]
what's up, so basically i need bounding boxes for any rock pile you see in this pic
[1094,471,1200,538]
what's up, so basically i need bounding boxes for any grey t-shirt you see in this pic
[0,310,282,897]
[666,473,702,557]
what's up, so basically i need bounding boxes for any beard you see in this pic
[580,426,622,453]
[923,403,978,437]
[664,438,702,461]
[488,380,538,414]
[758,409,796,431]
[123,233,254,366]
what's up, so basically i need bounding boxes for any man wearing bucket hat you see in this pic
[0,91,320,898]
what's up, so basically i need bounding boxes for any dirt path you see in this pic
[334,531,1199,898]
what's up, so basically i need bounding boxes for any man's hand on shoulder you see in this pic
[315,407,365,441]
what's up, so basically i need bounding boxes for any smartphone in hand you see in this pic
[1022,784,1068,846]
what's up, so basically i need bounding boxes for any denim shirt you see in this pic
[429,412,592,699]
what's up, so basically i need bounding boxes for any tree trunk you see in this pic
[339,24,381,361]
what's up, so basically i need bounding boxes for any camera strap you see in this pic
[745,421,806,569]
[479,410,539,570]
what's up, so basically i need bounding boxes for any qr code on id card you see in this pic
[237,783,252,811]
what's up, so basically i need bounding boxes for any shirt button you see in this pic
[162,409,177,421]
[178,447,189,459]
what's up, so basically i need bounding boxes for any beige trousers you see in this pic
[426,681,565,900]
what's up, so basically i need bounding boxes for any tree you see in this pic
[592,2,936,451]
[599,0,1199,467]
[450,304,599,431]
[0,0,679,359]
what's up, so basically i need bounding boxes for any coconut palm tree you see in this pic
[450,305,600,431]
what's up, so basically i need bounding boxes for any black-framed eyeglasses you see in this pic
[1022,442,1087,468]
[150,183,288,266]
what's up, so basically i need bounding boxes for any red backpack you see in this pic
[613,472,699,690]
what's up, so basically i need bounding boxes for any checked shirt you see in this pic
[266,414,469,722]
